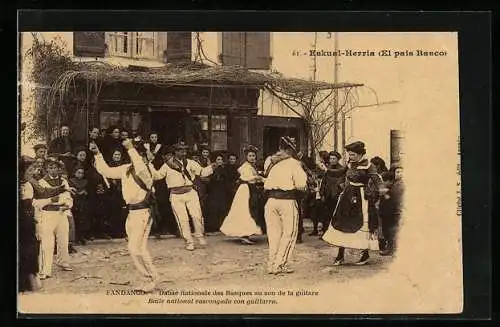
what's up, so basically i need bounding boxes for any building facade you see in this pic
[20,32,307,161]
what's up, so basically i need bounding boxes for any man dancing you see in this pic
[263,136,308,274]
[148,141,215,251]
[90,138,159,292]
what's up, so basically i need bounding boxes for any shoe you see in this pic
[277,264,295,274]
[308,230,319,236]
[332,258,344,266]
[185,243,195,251]
[38,273,51,280]
[267,268,279,275]
[197,237,207,246]
[58,265,73,271]
[155,233,162,239]
[240,237,254,245]
[355,251,370,265]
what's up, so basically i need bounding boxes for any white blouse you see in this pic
[238,162,260,183]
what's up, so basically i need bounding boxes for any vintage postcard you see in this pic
[18,30,463,315]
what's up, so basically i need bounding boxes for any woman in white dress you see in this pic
[220,145,264,245]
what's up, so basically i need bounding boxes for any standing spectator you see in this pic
[145,132,164,238]
[144,132,163,166]
[120,130,130,141]
[225,153,239,191]
[69,166,91,245]
[19,159,42,292]
[379,163,404,256]
[48,125,74,170]
[107,149,127,238]
[367,156,389,251]
[105,127,125,163]
[316,151,345,237]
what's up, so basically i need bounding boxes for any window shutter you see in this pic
[221,32,244,66]
[165,32,192,63]
[73,32,106,58]
[245,32,271,69]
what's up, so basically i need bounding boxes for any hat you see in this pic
[173,141,189,150]
[279,136,297,152]
[33,143,47,151]
[243,145,259,154]
[329,151,342,160]
[345,141,366,155]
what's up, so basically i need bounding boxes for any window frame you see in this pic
[106,32,158,60]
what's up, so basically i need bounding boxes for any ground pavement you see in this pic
[26,225,393,294]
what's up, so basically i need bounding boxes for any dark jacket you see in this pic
[320,163,346,200]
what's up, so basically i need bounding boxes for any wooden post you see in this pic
[390,129,404,166]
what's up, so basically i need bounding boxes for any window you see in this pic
[107,32,131,57]
[106,32,157,59]
[211,115,228,151]
[220,32,271,69]
[192,114,227,151]
[135,32,156,59]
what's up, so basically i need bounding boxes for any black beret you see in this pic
[345,141,366,155]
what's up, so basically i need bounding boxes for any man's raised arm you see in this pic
[90,142,125,180]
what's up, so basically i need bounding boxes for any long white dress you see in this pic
[220,162,263,238]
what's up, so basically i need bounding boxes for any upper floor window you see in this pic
[220,32,272,70]
[106,32,158,60]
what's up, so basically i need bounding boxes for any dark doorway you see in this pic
[263,126,299,159]
[150,111,187,146]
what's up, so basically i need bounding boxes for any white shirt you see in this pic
[149,158,213,189]
[263,156,308,191]
[94,148,153,205]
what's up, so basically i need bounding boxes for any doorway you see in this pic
[150,111,187,146]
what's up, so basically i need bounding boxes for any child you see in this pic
[69,166,90,245]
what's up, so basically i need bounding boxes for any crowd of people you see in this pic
[18,124,404,293]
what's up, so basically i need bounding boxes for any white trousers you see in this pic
[38,210,69,276]
[265,198,300,270]
[125,208,158,281]
[170,189,204,244]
